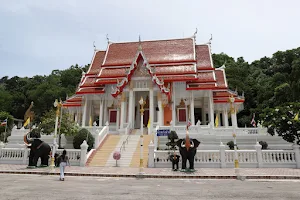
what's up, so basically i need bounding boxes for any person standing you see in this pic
[59,149,70,181]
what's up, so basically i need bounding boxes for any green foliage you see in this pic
[260,103,300,145]
[227,141,235,150]
[166,131,178,150]
[0,64,87,122]
[73,128,94,151]
[38,109,79,136]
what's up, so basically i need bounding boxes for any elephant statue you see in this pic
[176,133,200,172]
[24,130,51,168]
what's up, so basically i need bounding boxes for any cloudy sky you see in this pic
[1,0,300,78]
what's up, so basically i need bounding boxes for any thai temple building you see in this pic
[63,35,245,134]
[4,35,295,168]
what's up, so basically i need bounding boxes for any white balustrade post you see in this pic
[148,141,155,168]
[23,147,29,165]
[293,144,300,169]
[0,142,4,149]
[255,142,263,168]
[219,142,226,168]
[80,140,88,167]
[106,121,109,133]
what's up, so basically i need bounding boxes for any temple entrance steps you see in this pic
[131,128,148,135]
[106,135,140,167]
[88,135,122,167]
[130,134,154,168]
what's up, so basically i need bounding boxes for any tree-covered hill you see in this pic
[0,64,89,122]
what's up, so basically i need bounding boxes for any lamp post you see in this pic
[229,95,239,173]
[50,99,62,170]
[139,96,146,174]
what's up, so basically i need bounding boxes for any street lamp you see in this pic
[229,95,239,173]
[50,99,62,170]
[139,96,146,174]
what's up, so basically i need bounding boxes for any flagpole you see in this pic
[58,102,63,148]
[4,118,8,143]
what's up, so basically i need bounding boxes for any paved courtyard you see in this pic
[1,174,300,200]
[1,164,300,179]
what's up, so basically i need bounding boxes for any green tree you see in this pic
[260,103,300,145]
[38,109,79,147]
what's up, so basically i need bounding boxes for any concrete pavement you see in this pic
[1,164,300,179]
[1,174,300,200]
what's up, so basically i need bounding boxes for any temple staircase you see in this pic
[130,133,154,167]
[88,135,121,167]
[106,135,140,167]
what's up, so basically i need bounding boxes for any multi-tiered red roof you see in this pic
[63,37,244,107]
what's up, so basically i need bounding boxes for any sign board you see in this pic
[156,129,170,136]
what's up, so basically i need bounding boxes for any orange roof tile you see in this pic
[80,76,97,88]
[99,68,128,78]
[188,71,216,83]
[103,38,195,66]
[76,87,105,95]
[153,64,196,76]
[87,51,106,75]
[196,45,213,70]
[215,69,227,89]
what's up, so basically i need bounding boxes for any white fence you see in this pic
[0,141,89,166]
[148,142,300,168]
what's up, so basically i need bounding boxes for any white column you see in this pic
[74,109,78,123]
[149,88,154,134]
[82,98,88,127]
[208,91,214,126]
[172,84,176,126]
[120,93,126,129]
[116,108,120,131]
[190,91,195,125]
[99,99,103,127]
[216,111,220,127]
[231,107,238,128]
[223,108,229,127]
[157,93,163,126]
[128,89,134,128]
[202,97,206,125]
[103,99,107,124]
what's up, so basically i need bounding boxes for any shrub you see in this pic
[166,130,178,150]
[259,141,268,150]
[73,128,94,151]
[227,141,235,150]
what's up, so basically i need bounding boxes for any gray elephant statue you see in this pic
[176,133,200,172]
[24,130,51,168]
